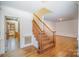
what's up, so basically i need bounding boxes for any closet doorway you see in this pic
[5,16,20,52]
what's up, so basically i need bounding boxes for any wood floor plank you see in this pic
[1,35,77,57]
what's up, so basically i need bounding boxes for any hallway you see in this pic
[1,35,77,57]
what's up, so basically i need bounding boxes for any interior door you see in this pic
[5,21,16,52]
[5,16,20,52]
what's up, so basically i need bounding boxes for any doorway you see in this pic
[5,16,20,52]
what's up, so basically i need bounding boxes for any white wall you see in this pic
[44,20,56,31]
[56,20,78,38]
[0,7,5,54]
[44,19,77,37]
[0,6,33,54]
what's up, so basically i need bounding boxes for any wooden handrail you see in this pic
[33,13,54,33]
[33,20,43,32]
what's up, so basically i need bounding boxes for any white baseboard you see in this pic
[23,43,33,48]
[56,34,77,38]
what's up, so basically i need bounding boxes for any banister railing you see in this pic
[33,13,56,52]
[33,13,55,33]
[33,19,43,32]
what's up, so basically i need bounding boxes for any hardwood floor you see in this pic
[1,35,78,57]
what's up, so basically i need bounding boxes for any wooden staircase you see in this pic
[32,13,56,53]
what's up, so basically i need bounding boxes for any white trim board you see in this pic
[23,43,33,48]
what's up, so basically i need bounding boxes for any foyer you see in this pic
[0,1,78,57]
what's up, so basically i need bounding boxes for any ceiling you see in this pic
[0,1,78,22]
[44,1,78,22]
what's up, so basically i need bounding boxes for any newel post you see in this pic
[52,31,56,47]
